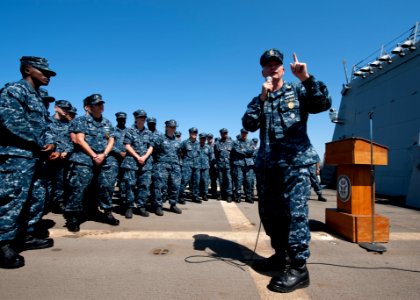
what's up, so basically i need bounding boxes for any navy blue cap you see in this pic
[39,88,55,102]
[20,56,56,76]
[199,133,207,138]
[189,127,198,133]
[219,128,228,134]
[240,128,248,134]
[84,94,104,106]
[260,49,284,66]
[133,109,147,118]
[68,106,78,115]
[165,119,177,127]
[207,133,214,138]
[115,112,127,119]
[175,131,182,137]
[55,100,72,109]
[147,117,157,124]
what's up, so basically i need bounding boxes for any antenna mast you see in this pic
[342,59,349,84]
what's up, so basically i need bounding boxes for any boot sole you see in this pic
[268,278,310,293]
[0,260,25,269]
[23,241,54,251]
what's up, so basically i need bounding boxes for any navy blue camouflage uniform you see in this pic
[197,133,212,199]
[214,130,234,200]
[47,102,75,212]
[114,112,128,201]
[207,134,218,198]
[0,80,51,242]
[27,93,56,234]
[66,113,118,215]
[152,129,182,208]
[231,132,255,202]
[121,125,154,209]
[179,128,201,201]
[242,76,331,264]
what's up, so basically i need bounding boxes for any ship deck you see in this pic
[1,189,420,300]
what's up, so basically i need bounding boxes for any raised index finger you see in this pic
[293,53,299,63]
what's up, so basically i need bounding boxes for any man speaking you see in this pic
[242,49,331,293]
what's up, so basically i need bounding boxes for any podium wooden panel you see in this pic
[326,209,390,243]
[325,137,388,166]
[324,138,389,243]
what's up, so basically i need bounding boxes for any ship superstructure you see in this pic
[330,22,420,208]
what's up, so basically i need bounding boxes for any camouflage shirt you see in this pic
[49,117,73,153]
[231,137,255,167]
[0,79,50,158]
[197,143,212,170]
[214,137,234,168]
[153,133,181,165]
[69,114,115,166]
[121,126,154,171]
[242,76,331,167]
[180,138,200,168]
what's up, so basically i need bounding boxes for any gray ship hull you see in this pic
[331,24,420,208]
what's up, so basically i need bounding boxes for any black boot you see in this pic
[66,213,80,232]
[318,195,327,202]
[0,243,25,269]
[104,210,120,226]
[125,207,133,219]
[268,262,310,293]
[192,197,202,203]
[170,205,182,214]
[138,207,149,217]
[22,235,54,251]
[245,197,254,204]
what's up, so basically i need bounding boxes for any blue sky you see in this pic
[1,0,419,160]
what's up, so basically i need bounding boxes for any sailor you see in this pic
[206,133,218,199]
[242,49,331,293]
[214,128,234,202]
[0,56,56,269]
[65,94,120,232]
[250,137,259,200]
[231,128,255,203]
[179,127,201,203]
[197,132,212,201]
[48,99,76,213]
[113,112,128,202]
[152,120,182,215]
[121,109,154,218]
[309,162,327,202]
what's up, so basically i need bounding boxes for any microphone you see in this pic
[266,76,272,99]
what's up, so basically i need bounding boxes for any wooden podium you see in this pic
[324,138,390,243]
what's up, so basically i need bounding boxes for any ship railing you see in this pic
[350,22,419,81]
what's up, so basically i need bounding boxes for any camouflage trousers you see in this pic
[123,168,152,208]
[180,166,200,199]
[153,162,181,207]
[199,168,209,197]
[209,164,218,196]
[256,164,311,262]
[309,164,322,195]
[232,164,255,200]
[0,156,36,241]
[47,158,69,207]
[66,162,118,212]
[217,166,233,197]
[27,160,51,233]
